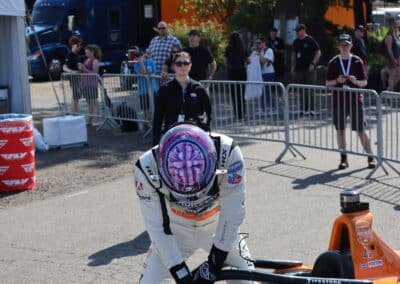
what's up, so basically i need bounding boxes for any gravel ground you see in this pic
[0,81,151,208]
[0,127,151,208]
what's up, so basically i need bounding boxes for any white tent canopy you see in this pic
[0,0,25,16]
[0,0,31,114]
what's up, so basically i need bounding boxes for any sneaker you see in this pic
[301,111,310,116]
[338,160,349,170]
[309,111,316,116]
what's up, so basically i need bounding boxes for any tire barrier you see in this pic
[0,114,36,192]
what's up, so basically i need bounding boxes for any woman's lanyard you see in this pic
[178,79,190,122]
[339,55,352,88]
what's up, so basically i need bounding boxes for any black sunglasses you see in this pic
[158,27,166,30]
[174,61,191,67]
[256,41,263,44]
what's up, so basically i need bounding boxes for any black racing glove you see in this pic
[169,262,192,284]
[192,245,228,284]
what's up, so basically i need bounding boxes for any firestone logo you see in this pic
[2,178,29,186]
[20,137,34,147]
[1,153,27,160]
[21,163,35,173]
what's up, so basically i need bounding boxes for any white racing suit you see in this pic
[134,133,254,283]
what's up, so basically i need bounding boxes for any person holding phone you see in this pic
[326,34,375,170]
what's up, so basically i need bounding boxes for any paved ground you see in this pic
[1,138,399,283]
[0,81,399,283]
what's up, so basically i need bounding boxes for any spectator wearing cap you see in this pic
[326,34,375,170]
[291,24,321,115]
[184,29,217,83]
[146,21,182,74]
[268,27,286,81]
[352,24,367,64]
[63,36,83,113]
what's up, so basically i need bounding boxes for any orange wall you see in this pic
[163,0,359,28]
[325,5,355,27]
[161,0,193,24]
[325,0,367,28]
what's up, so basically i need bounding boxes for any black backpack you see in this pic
[115,102,139,132]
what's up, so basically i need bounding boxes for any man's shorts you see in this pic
[333,103,365,131]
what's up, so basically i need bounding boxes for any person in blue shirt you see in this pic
[133,50,159,122]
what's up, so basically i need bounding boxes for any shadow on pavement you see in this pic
[87,231,150,266]
[254,159,400,211]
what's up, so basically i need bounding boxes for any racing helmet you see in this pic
[158,124,217,197]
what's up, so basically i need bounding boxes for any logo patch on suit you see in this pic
[228,174,242,184]
[228,161,243,173]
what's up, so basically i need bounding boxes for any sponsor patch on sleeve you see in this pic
[228,161,243,173]
[227,173,242,184]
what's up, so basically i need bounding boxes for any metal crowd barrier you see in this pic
[379,91,400,175]
[278,84,384,179]
[206,80,287,144]
[60,73,399,178]
[60,73,105,123]
[101,73,160,136]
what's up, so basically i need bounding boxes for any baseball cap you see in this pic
[294,24,306,32]
[188,29,201,36]
[338,34,352,44]
[356,24,365,30]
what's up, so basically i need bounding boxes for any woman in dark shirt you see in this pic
[152,51,211,146]
[223,32,249,120]
[383,20,400,91]
[161,44,181,78]
[62,36,83,113]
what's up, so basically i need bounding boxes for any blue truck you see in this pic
[26,0,160,79]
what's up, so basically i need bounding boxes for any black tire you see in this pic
[311,250,354,279]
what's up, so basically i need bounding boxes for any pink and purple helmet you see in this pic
[158,124,217,196]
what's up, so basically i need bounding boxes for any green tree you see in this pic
[227,0,276,35]
[178,0,239,23]
[178,0,276,35]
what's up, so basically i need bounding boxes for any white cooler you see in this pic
[43,115,88,148]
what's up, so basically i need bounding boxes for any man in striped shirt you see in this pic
[147,21,182,74]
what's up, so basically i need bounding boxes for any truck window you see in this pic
[67,10,82,26]
[31,6,64,25]
[109,10,121,29]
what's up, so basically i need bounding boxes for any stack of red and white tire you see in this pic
[0,114,36,192]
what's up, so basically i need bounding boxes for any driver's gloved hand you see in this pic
[192,261,215,283]
[169,262,192,284]
[192,245,228,284]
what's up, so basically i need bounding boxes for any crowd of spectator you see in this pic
[62,19,400,169]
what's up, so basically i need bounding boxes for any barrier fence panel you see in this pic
[101,73,159,134]
[379,91,400,175]
[282,84,384,178]
[206,80,287,144]
[60,73,105,124]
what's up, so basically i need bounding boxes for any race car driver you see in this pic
[134,123,254,283]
